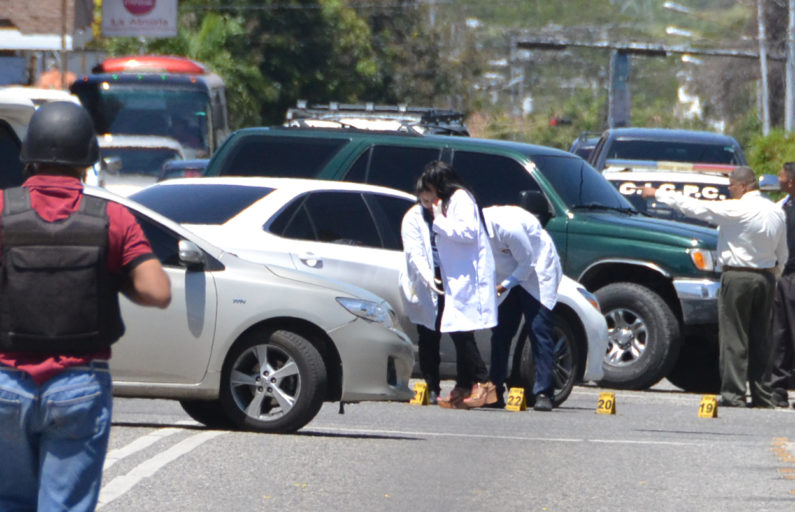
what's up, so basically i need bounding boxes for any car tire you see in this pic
[666,333,720,393]
[219,329,326,434]
[513,315,580,407]
[595,282,681,390]
[179,399,234,429]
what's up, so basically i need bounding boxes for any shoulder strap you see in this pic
[79,195,108,219]
[3,187,31,216]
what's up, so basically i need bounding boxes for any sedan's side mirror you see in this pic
[518,190,554,226]
[178,240,205,270]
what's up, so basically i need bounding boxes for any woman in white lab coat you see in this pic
[416,161,499,409]
[400,180,445,404]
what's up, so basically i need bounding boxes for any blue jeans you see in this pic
[490,287,555,397]
[0,361,112,512]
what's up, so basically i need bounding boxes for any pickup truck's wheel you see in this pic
[514,315,580,407]
[220,329,326,433]
[666,333,720,393]
[595,283,681,390]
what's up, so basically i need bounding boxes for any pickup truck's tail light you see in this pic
[688,248,716,272]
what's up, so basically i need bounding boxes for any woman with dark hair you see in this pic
[399,176,446,404]
[414,160,499,409]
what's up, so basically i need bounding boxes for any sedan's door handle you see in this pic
[297,252,323,268]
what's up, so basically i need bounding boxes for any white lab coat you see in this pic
[399,203,438,330]
[483,205,562,310]
[432,189,498,333]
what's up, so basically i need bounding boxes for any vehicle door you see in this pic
[269,190,408,323]
[111,212,218,385]
[449,150,550,365]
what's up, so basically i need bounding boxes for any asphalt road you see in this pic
[99,381,795,511]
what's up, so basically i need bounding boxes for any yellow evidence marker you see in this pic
[409,382,429,405]
[698,394,718,418]
[596,391,616,415]
[505,387,527,411]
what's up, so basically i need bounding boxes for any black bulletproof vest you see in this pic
[0,187,124,353]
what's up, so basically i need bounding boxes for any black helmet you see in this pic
[20,101,99,167]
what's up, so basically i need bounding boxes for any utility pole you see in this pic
[608,51,631,128]
[758,0,771,135]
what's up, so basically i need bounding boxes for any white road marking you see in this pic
[103,428,182,471]
[97,430,225,509]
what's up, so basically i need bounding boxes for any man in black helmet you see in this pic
[0,101,171,511]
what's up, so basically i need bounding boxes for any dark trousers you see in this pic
[718,269,776,406]
[769,273,795,399]
[489,287,555,397]
[417,324,441,395]
[450,330,489,389]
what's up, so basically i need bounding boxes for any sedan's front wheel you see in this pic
[220,329,326,433]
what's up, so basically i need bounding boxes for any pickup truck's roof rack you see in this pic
[284,100,470,136]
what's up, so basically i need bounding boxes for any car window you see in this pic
[451,151,540,207]
[132,212,183,266]
[533,155,631,210]
[278,191,383,248]
[352,145,441,194]
[218,136,348,177]
[608,139,741,165]
[0,122,23,189]
[100,147,182,177]
[130,184,274,225]
[365,193,415,251]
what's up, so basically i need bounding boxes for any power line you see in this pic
[516,37,786,61]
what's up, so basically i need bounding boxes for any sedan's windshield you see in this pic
[131,184,274,225]
[532,155,633,210]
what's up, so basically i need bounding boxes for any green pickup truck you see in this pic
[204,127,721,391]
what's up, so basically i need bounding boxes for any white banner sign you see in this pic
[102,0,178,38]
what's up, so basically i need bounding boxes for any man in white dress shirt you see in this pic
[483,205,562,411]
[643,166,787,408]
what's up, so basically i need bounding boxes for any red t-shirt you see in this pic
[0,175,155,384]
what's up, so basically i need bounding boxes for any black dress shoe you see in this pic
[428,391,439,405]
[533,394,553,412]
[771,393,790,408]
[716,396,746,408]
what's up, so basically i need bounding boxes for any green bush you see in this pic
[746,129,795,176]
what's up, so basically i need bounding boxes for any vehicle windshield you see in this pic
[532,155,634,211]
[100,147,182,177]
[73,84,210,154]
[608,139,741,164]
[131,184,274,225]
[606,177,729,227]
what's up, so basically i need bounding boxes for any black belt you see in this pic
[722,265,773,274]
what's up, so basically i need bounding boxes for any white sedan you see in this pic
[130,177,608,405]
[85,186,414,433]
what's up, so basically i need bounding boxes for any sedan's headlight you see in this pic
[336,297,393,327]
[577,286,600,312]
[688,248,716,272]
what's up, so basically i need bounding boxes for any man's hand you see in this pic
[641,186,658,199]
[496,283,507,296]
